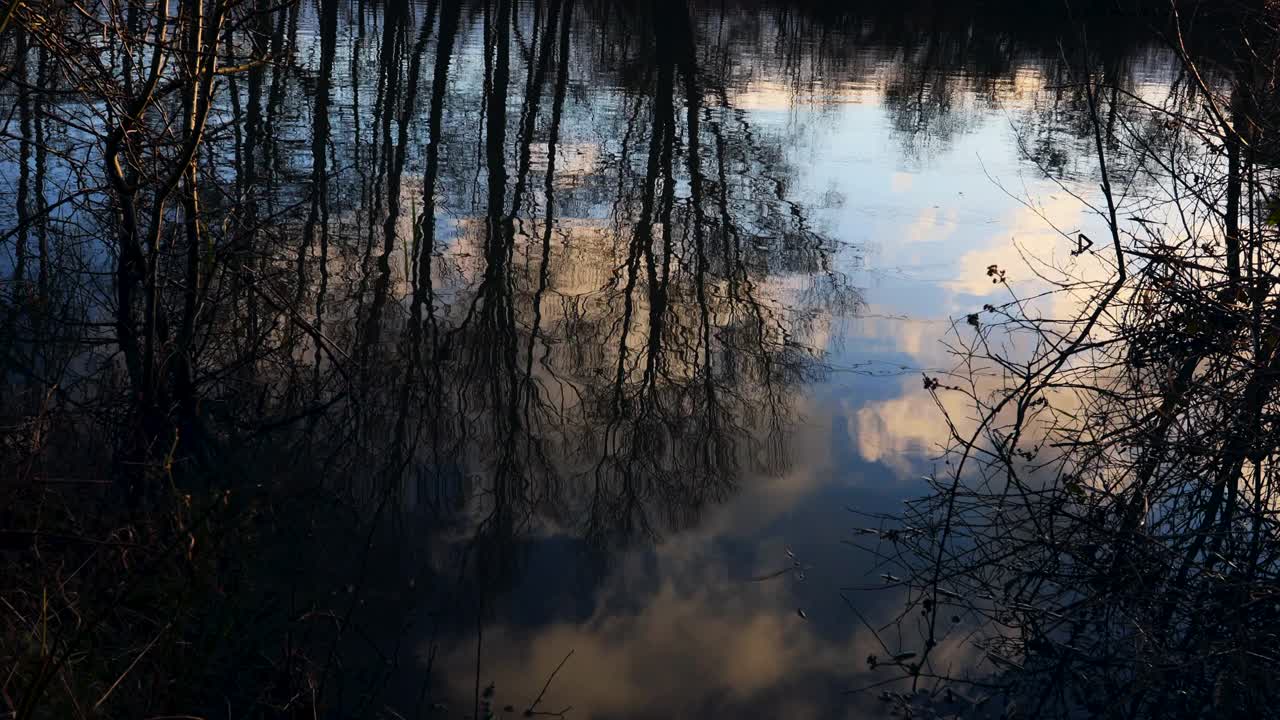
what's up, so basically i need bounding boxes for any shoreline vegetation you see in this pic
[858,1,1280,717]
[1,0,1276,717]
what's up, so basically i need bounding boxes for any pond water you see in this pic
[0,0,1184,717]
[278,3,1178,717]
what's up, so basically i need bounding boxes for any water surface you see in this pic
[0,0,1182,716]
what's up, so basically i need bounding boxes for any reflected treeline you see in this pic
[266,0,856,552]
[2,2,856,710]
[603,0,1179,160]
[0,0,1190,715]
[1,0,854,532]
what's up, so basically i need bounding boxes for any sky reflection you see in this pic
[396,5,1178,714]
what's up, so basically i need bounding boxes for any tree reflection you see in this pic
[0,0,1177,715]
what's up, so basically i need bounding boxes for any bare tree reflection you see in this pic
[0,0,1184,715]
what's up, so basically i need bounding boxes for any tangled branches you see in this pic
[860,4,1280,718]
